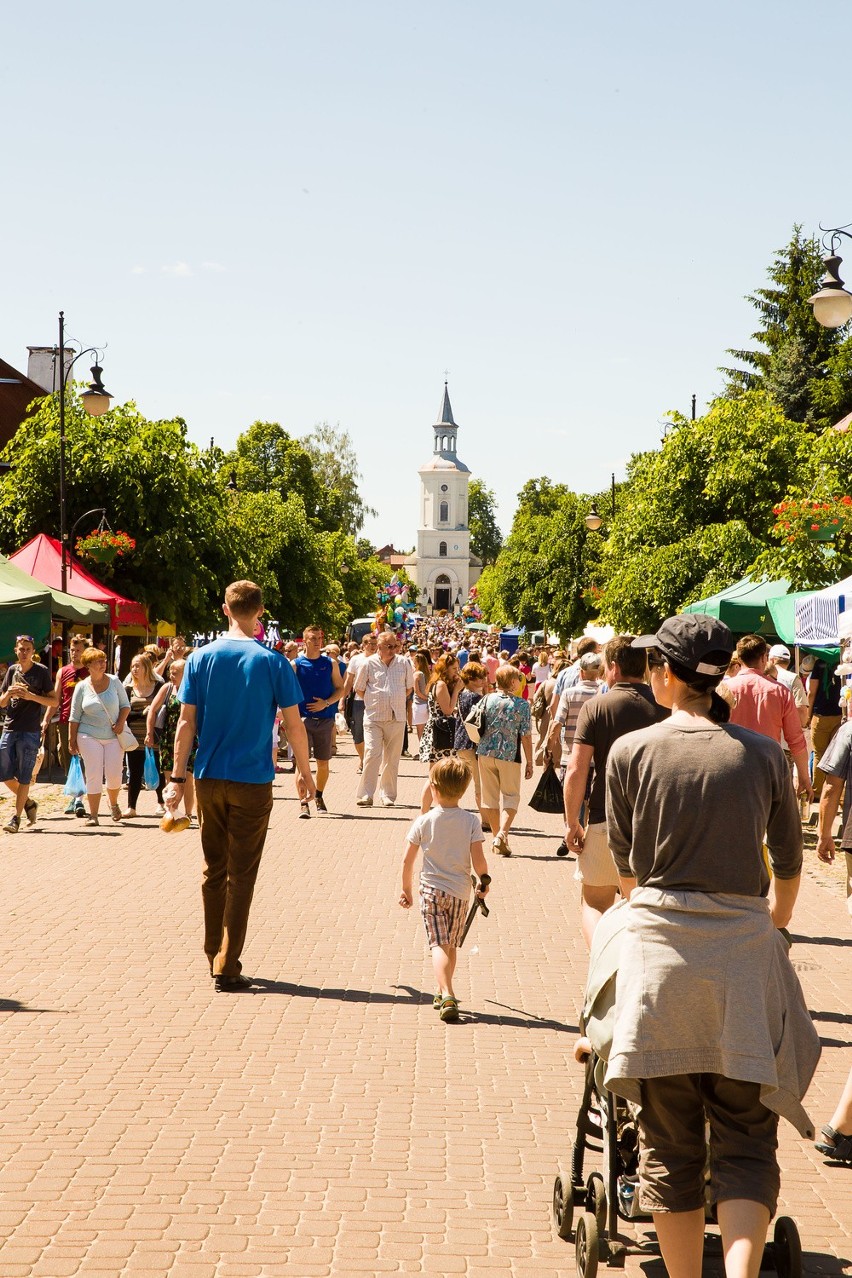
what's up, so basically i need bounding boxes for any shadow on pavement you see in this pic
[0,998,62,1014]
[790,934,852,948]
[810,1009,852,1025]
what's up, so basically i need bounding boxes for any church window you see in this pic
[439,500,449,522]
[439,541,447,557]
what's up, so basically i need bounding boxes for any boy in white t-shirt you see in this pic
[400,757,490,1022]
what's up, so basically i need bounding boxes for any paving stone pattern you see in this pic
[0,740,849,1276]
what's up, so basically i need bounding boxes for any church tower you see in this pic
[406,383,481,613]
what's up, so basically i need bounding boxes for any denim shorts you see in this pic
[0,731,41,785]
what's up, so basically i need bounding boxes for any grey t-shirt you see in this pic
[606,719,802,894]
[816,719,852,849]
[406,807,484,900]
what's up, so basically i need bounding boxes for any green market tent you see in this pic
[683,576,839,659]
[0,556,109,628]
[0,558,110,662]
[682,576,791,636]
[0,567,51,657]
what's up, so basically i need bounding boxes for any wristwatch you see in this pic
[170,776,187,784]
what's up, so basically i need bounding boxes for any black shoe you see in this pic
[299,801,311,819]
[555,840,570,857]
[315,794,328,813]
[214,973,254,993]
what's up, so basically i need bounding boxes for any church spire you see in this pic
[437,380,457,427]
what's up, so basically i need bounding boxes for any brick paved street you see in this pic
[0,739,849,1277]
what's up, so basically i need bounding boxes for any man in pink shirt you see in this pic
[726,634,812,801]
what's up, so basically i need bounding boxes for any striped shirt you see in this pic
[554,678,600,750]
[354,654,414,722]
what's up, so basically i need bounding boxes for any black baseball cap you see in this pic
[632,614,734,677]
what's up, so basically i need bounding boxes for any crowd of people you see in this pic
[0,590,849,1272]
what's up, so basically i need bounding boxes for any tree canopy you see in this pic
[467,478,503,565]
[720,226,852,430]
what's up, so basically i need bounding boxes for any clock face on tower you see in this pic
[453,544,459,551]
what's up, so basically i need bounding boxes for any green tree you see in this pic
[467,478,503,565]
[302,422,377,536]
[596,392,805,630]
[0,394,239,631]
[226,421,324,522]
[720,225,852,429]
[482,479,603,639]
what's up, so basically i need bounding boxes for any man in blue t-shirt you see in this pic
[168,581,314,992]
[293,624,344,817]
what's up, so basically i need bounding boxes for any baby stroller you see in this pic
[551,901,803,1278]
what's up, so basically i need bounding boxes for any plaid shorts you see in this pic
[419,885,469,949]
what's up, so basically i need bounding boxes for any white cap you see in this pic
[768,644,791,661]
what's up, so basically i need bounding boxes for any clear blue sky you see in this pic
[2,1,849,548]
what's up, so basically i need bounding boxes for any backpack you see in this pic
[463,693,491,745]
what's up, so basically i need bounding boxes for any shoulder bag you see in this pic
[463,692,492,745]
[93,680,139,752]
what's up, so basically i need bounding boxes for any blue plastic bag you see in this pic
[144,746,160,790]
[63,755,86,797]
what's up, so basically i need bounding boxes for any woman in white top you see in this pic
[69,647,131,827]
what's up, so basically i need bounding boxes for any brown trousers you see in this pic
[196,778,274,978]
[812,714,842,800]
[638,1074,779,1215]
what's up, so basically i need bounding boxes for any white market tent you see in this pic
[794,574,852,644]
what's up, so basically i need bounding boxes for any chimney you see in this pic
[27,346,73,393]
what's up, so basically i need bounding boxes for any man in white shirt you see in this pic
[767,644,808,728]
[354,632,414,807]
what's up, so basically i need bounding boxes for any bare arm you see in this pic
[280,705,316,800]
[563,742,594,847]
[145,681,171,747]
[400,841,419,907]
[769,873,800,929]
[817,773,843,864]
[471,840,489,889]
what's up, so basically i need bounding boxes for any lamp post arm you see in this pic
[69,508,107,552]
[820,223,852,253]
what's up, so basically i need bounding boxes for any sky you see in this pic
[2,1,851,549]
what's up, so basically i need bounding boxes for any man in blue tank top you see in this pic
[168,581,314,992]
[293,624,344,817]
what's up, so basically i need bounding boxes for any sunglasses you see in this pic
[15,635,35,645]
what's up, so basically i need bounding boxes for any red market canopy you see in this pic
[8,534,147,629]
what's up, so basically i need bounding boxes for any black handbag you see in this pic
[431,713,457,753]
[528,759,564,814]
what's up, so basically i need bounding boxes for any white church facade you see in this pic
[405,384,482,613]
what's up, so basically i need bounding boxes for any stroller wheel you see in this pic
[575,1211,599,1278]
[772,1217,802,1278]
[552,1171,575,1240]
[586,1171,607,1234]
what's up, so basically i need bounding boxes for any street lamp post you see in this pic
[56,311,113,592]
[808,224,852,328]
[585,472,617,532]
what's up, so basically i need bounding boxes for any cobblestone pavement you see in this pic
[0,740,849,1277]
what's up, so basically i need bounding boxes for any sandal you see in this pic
[815,1124,852,1163]
[439,996,460,1023]
[433,992,443,1010]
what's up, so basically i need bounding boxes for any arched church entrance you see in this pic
[434,573,452,613]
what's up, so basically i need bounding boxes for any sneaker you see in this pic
[85,815,99,827]
[74,801,86,817]
[24,799,38,826]
[356,795,373,807]
[111,804,123,824]
[4,814,20,834]
[493,832,511,857]
[299,802,311,819]
[555,840,570,858]
[315,794,328,814]
[380,796,395,807]
[154,805,166,817]
[65,798,78,815]
[122,809,137,819]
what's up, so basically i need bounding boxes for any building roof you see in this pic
[0,357,45,451]
[435,382,457,427]
[419,456,471,473]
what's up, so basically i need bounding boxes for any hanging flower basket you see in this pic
[771,497,852,545]
[75,528,136,565]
